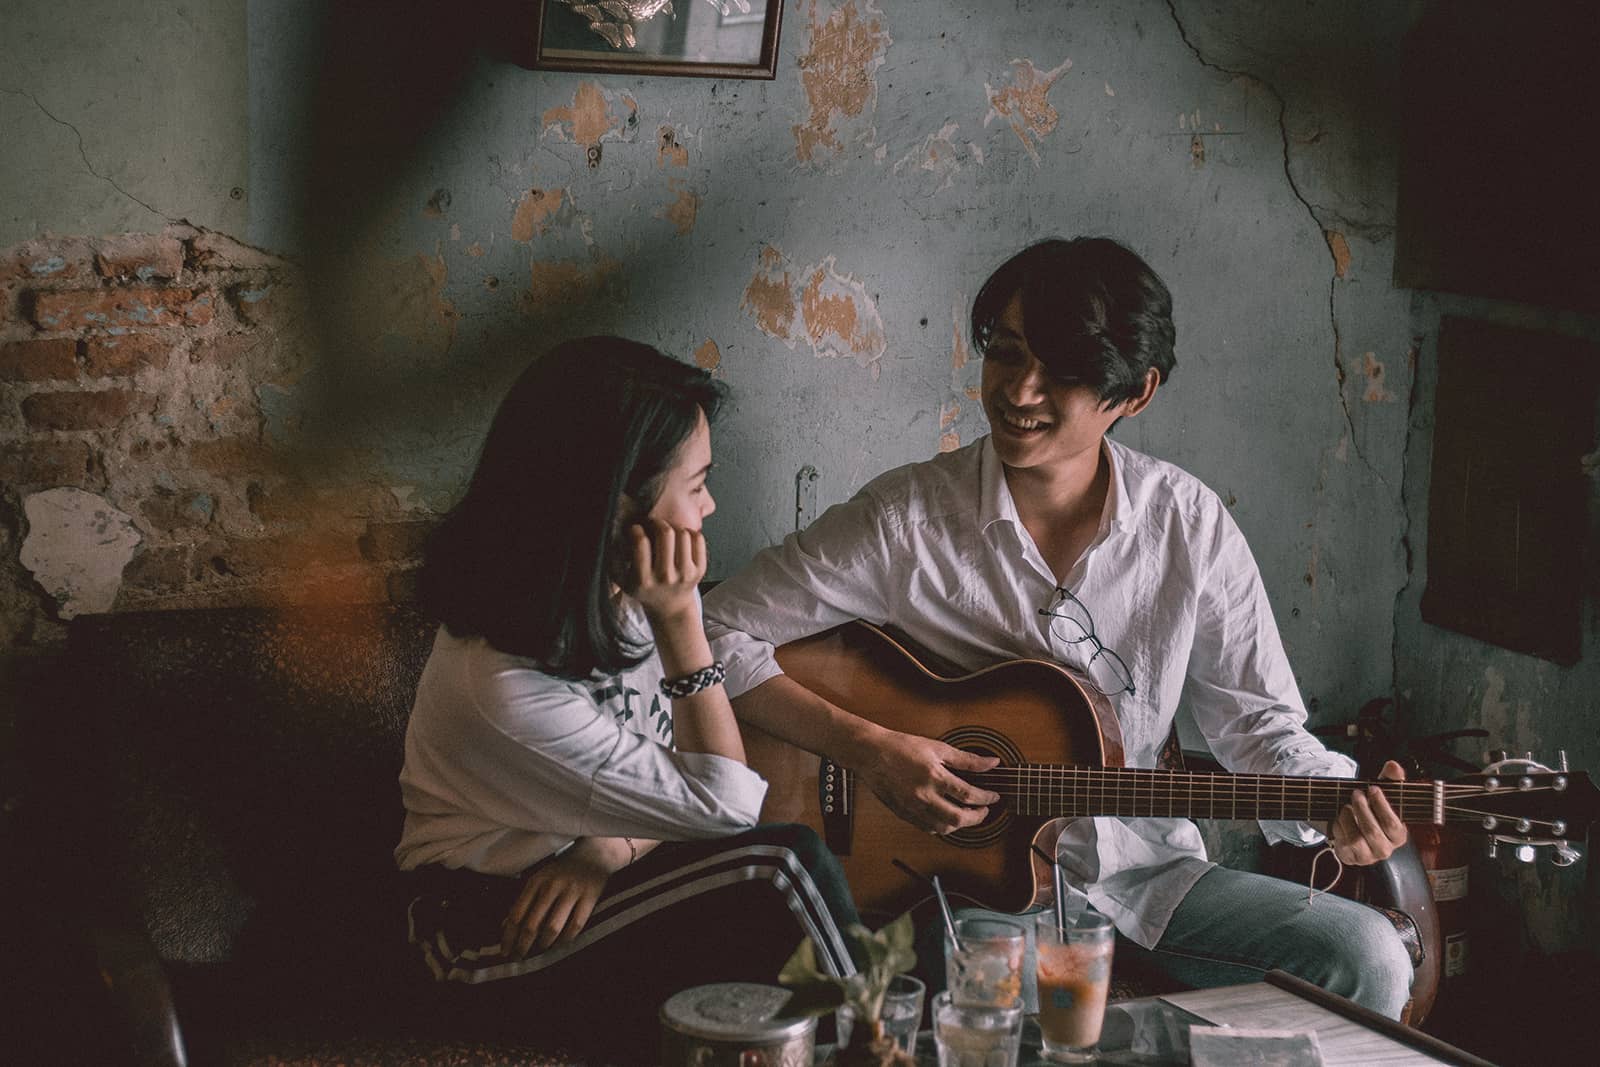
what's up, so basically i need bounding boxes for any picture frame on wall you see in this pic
[532,0,782,80]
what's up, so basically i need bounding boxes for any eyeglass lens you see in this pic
[1043,588,1134,696]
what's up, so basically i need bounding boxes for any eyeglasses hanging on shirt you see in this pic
[1038,586,1136,697]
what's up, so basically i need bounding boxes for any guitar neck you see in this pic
[968,765,1444,824]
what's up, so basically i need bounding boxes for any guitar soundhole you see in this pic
[940,726,1023,850]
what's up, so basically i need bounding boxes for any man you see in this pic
[704,237,1413,1017]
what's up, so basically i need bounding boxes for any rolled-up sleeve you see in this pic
[1182,507,1356,845]
[706,491,897,696]
[472,662,768,840]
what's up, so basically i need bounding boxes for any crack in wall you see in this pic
[1389,332,1424,701]
[1162,3,1381,486]
[1,86,175,224]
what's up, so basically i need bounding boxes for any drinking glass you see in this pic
[835,974,925,1055]
[944,916,1025,1007]
[1034,912,1115,1062]
[932,990,1023,1067]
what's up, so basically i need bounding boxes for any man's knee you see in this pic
[1329,906,1413,1019]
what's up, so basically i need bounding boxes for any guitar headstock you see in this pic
[1449,752,1597,867]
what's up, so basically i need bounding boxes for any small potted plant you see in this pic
[776,912,919,1067]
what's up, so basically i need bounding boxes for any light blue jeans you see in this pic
[944,866,1414,1020]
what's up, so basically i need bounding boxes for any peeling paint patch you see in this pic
[792,0,891,166]
[20,488,142,618]
[740,246,798,342]
[739,246,886,377]
[355,248,460,357]
[657,125,689,168]
[939,394,963,450]
[466,243,486,258]
[694,339,721,371]
[1361,352,1392,402]
[1326,230,1351,279]
[527,255,623,311]
[893,122,982,192]
[513,188,568,242]
[541,81,640,150]
[952,294,971,371]
[657,180,701,236]
[799,256,887,375]
[983,58,1073,164]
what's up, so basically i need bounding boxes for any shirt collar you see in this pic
[977,436,1019,535]
[978,435,1135,537]
[1101,437,1132,533]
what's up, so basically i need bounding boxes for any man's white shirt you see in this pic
[705,435,1353,948]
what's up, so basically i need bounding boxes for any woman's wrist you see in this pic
[648,613,714,677]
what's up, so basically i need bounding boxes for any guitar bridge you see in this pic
[819,758,853,854]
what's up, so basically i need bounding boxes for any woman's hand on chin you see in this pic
[627,518,706,627]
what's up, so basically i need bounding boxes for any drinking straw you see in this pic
[930,875,963,952]
[1030,843,1069,928]
[892,858,963,951]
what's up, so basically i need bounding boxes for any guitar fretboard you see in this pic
[967,765,1444,823]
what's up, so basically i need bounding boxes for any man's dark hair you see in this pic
[420,336,727,680]
[970,237,1176,407]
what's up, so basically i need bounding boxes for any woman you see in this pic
[396,337,857,1056]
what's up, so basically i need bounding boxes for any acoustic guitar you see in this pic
[743,619,1596,942]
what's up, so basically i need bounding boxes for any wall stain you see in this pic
[951,294,972,371]
[527,255,623,312]
[800,256,886,376]
[893,122,983,193]
[740,246,885,377]
[512,187,567,242]
[740,245,797,341]
[793,0,891,166]
[694,339,721,371]
[1362,351,1391,402]
[355,247,460,357]
[984,58,1073,164]
[541,81,640,150]
[657,180,701,236]
[1325,230,1351,279]
[657,125,689,168]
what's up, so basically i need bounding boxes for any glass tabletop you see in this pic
[817,997,1211,1066]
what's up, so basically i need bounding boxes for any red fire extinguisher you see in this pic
[1410,821,1472,992]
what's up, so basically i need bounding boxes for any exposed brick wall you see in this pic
[0,228,438,660]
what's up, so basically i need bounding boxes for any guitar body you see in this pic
[744,621,1600,1029]
[745,620,1124,916]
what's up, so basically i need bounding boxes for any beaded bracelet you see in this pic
[659,660,726,698]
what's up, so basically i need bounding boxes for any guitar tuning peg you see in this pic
[1515,844,1536,864]
[1558,750,1569,772]
[1553,842,1581,868]
[1486,839,1498,860]
[1488,749,1508,764]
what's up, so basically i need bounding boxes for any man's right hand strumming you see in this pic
[852,726,1001,836]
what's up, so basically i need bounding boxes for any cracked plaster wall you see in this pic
[5,0,1589,973]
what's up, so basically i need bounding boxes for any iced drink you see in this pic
[1035,912,1114,1062]
[944,916,1025,1007]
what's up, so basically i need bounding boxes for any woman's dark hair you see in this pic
[420,336,727,679]
[970,237,1176,407]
